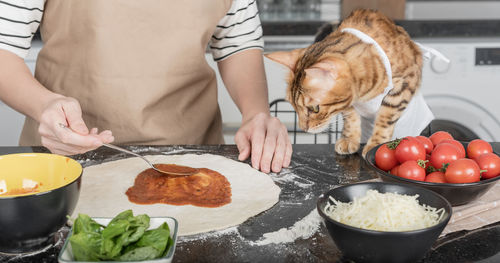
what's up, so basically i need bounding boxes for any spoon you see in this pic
[101,143,197,177]
[58,123,197,177]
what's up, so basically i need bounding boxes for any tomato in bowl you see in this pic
[365,137,500,206]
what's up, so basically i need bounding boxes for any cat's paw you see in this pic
[335,138,360,155]
[361,142,378,158]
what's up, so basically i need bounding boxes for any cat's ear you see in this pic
[304,59,339,80]
[303,67,336,98]
[303,59,345,98]
[265,49,304,71]
[304,67,334,81]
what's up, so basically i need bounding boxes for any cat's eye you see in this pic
[307,105,320,113]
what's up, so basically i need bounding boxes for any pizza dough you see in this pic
[73,154,281,236]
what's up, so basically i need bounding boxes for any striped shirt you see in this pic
[0,0,263,61]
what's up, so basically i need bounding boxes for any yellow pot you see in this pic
[0,153,82,253]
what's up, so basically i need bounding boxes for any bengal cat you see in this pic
[266,9,427,157]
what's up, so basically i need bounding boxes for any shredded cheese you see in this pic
[324,190,445,232]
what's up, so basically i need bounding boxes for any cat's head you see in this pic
[266,48,354,133]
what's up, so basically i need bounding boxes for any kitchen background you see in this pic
[1,0,500,145]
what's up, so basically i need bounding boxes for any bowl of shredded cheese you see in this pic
[317,182,452,263]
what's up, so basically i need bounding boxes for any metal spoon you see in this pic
[58,123,197,177]
[100,143,198,177]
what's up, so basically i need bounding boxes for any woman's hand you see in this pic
[37,96,114,155]
[235,112,292,173]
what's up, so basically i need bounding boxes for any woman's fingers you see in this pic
[61,97,89,135]
[37,96,113,155]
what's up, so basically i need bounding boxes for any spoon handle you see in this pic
[102,143,154,168]
[57,123,193,176]
[57,123,155,168]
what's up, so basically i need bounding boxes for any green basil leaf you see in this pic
[70,211,173,261]
[135,224,170,255]
[102,219,129,240]
[131,214,150,228]
[73,213,102,235]
[69,232,103,261]
[118,246,159,261]
[108,209,133,225]
[123,226,146,246]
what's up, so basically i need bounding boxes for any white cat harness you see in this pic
[340,27,446,142]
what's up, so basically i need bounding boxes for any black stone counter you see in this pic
[0,144,499,262]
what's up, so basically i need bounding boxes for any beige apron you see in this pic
[20,0,230,146]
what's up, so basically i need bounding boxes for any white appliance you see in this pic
[416,37,500,141]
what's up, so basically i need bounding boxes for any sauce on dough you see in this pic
[125,164,231,208]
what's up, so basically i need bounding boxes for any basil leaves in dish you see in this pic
[69,210,174,261]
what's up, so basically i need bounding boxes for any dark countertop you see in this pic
[1,144,499,263]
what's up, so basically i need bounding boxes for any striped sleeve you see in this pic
[0,0,45,58]
[209,0,264,61]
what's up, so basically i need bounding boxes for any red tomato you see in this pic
[415,136,434,154]
[467,139,493,160]
[425,171,447,183]
[477,153,500,179]
[375,144,398,171]
[398,160,426,181]
[429,131,454,146]
[440,139,466,158]
[445,158,481,183]
[430,143,460,170]
[390,165,399,176]
[395,137,426,163]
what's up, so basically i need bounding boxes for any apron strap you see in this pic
[341,27,394,94]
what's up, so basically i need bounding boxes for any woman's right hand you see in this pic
[37,96,114,155]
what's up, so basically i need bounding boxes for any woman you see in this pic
[0,0,292,173]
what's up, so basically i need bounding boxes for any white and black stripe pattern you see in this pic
[0,0,44,58]
[210,0,264,61]
[0,0,263,60]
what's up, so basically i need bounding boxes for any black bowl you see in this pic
[317,182,452,263]
[0,153,82,253]
[365,143,500,206]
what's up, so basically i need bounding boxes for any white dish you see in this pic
[58,217,178,263]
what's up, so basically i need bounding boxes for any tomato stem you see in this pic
[426,165,437,173]
[386,138,402,150]
[417,159,429,169]
[440,163,450,173]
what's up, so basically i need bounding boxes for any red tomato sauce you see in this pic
[126,164,231,208]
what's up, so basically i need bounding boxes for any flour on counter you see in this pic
[250,209,322,246]
[178,226,240,243]
[127,146,161,153]
[272,170,314,188]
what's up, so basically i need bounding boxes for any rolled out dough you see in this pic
[73,154,281,236]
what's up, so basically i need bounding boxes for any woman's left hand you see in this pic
[235,112,292,173]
